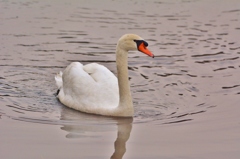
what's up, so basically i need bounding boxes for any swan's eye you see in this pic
[143,41,148,47]
[134,40,148,48]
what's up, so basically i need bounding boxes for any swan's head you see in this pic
[117,34,154,58]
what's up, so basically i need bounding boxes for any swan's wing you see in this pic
[83,63,117,83]
[61,62,95,96]
[58,62,119,110]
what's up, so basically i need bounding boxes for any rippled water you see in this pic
[1,0,240,158]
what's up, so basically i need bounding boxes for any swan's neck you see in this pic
[116,47,134,116]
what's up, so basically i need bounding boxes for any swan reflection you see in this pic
[60,106,132,159]
[110,119,132,159]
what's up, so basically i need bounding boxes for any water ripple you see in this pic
[0,0,239,126]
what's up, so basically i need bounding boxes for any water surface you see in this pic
[0,0,240,158]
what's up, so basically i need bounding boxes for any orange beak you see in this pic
[138,42,154,58]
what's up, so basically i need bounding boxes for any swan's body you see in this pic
[55,34,154,117]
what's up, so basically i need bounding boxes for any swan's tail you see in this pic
[55,71,63,89]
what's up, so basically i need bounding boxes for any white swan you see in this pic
[55,34,154,117]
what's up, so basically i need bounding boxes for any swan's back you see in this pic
[55,62,119,113]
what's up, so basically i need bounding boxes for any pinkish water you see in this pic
[0,0,240,158]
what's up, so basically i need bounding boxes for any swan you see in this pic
[55,34,154,117]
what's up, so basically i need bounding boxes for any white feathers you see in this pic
[55,71,63,89]
[54,34,148,117]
